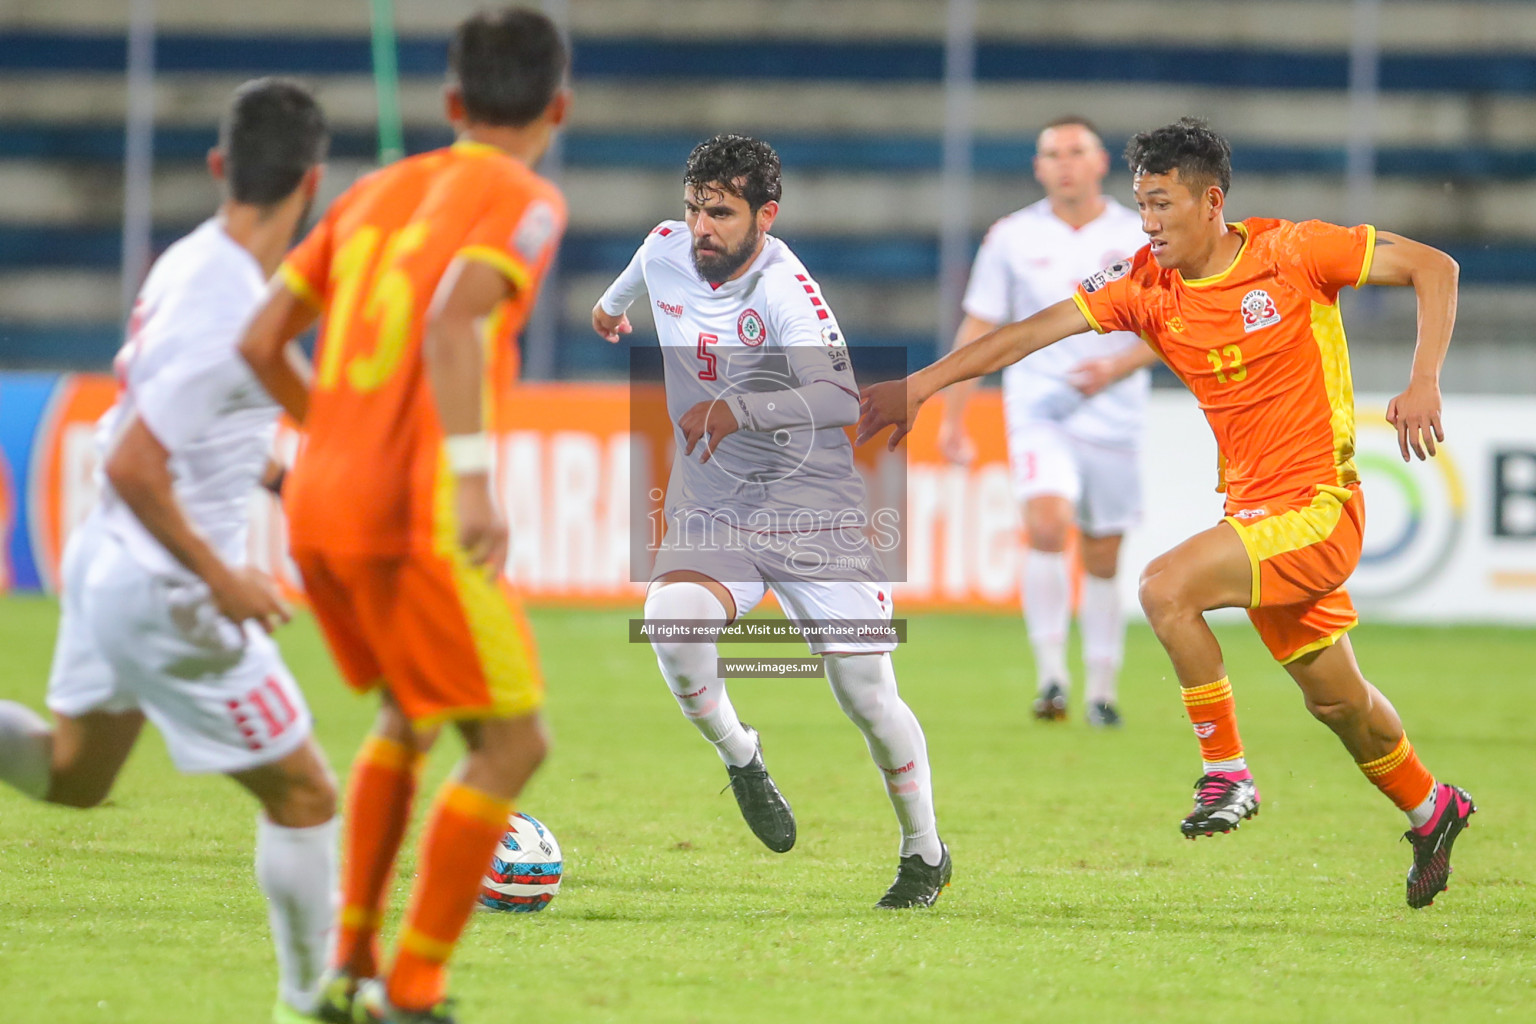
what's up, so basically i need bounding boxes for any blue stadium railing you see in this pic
[2,32,1536,91]
[3,30,1535,372]
[7,124,1536,179]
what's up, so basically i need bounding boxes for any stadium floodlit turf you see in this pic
[1,594,1532,1022]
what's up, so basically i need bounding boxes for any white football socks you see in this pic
[1079,573,1124,706]
[1408,783,1440,830]
[824,652,942,867]
[0,701,53,800]
[1023,550,1071,692]
[255,814,338,1015]
[645,582,757,768]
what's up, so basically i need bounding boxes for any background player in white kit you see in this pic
[0,81,343,1024]
[592,135,949,909]
[938,117,1159,727]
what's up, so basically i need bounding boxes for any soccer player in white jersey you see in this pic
[592,135,949,908]
[937,117,1159,727]
[0,81,344,1024]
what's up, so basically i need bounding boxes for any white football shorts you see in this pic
[48,521,312,775]
[1004,417,1142,538]
[649,515,897,654]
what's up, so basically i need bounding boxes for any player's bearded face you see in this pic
[687,185,762,285]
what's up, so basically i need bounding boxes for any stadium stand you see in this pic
[0,0,1533,389]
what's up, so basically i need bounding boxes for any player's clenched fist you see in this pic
[454,475,510,574]
[209,565,292,634]
[679,398,739,463]
[857,379,922,450]
[591,303,632,343]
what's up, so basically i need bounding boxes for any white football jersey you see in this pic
[963,197,1150,446]
[599,222,866,528]
[94,218,278,581]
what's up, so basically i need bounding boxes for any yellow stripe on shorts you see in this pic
[428,454,544,726]
[1225,485,1353,608]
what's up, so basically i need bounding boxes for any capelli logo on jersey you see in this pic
[1192,722,1218,739]
[656,300,684,318]
[1241,289,1281,332]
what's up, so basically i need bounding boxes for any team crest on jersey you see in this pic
[738,308,766,346]
[1080,258,1131,294]
[511,200,558,263]
[1241,289,1281,332]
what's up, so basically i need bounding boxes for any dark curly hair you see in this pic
[683,134,783,211]
[1124,117,1232,196]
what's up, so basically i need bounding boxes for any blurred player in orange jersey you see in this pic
[239,9,568,1022]
[860,117,1473,910]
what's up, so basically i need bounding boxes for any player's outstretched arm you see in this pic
[425,257,514,572]
[105,417,291,631]
[935,314,999,465]
[592,239,648,343]
[238,281,319,423]
[857,297,1091,449]
[1365,231,1460,461]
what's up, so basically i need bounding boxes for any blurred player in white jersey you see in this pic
[938,117,1159,727]
[592,135,949,908]
[0,81,343,1024]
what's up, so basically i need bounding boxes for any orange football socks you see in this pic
[1182,677,1248,774]
[335,734,424,979]
[1357,734,1436,814]
[388,780,514,1011]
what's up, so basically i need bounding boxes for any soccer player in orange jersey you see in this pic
[859,118,1473,909]
[239,10,568,1021]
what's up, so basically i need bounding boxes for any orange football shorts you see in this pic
[293,546,544,728]
[1223,484,1364,665]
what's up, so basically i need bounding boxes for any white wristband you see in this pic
[444,433,493,475]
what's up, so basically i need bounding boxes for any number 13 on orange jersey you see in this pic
[1207,344,1247,384]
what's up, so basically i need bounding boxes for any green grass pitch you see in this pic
[1,594,1533,1022]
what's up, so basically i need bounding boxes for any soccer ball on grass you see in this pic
[478,812,562,913]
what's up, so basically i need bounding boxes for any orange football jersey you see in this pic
[280,141,566,556]
[1073,218,1375,507]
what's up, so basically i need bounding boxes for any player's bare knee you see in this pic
[1027,529,1070,553]
[267,763,337,827]
[375,693,436,754]
[275,771,337,827]
[517,718,551,771]
[1081,538,1121,580]
[462,713,549,777]
[1138,564,1186,626]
